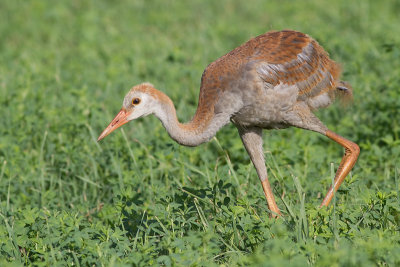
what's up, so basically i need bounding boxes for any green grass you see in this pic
[1,0,400,265]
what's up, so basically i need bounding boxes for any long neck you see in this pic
[153,94,230,147]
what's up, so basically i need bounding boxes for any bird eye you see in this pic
[132,98,141,105]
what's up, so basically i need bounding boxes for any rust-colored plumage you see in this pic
[98,30,359,217]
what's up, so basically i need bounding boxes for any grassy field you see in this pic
[1,0,400,265]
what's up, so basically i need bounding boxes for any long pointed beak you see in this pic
[97,109,130,141]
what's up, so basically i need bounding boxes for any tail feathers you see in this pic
[335,80,353,105]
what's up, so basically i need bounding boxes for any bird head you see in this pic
[97,82,159,141]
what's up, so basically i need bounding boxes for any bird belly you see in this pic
[232,105,290,129]
[231,83,299,129]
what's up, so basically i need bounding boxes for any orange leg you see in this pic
[320,130,360,207]
[261,179,281,217]
[237,127,281,218]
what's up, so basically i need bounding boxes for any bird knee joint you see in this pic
[346,142,360,157]
[351,143,360,156]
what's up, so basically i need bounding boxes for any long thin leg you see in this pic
[237,127,281,217]
[320,130,360,207]
[286,104,360,207]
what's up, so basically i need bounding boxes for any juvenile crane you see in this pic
[98,30,360,217]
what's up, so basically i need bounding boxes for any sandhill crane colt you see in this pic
[98,30,360,217]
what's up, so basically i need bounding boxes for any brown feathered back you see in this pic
[194,30,345,125]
